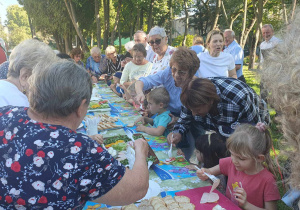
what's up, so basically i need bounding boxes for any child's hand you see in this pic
[134,116,145,125]
[234,187,248,209]
[136,124,146,132]
[89,134,104,144]
[196,168,210,181]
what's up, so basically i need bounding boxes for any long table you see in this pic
[81,82,210,209]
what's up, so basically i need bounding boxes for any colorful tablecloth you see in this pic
[81,82,211,209]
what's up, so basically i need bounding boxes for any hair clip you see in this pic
[255,122,266,132]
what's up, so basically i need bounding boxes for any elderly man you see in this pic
[224,29,245,83]
[134,30,155,62]
[260,24,280,63]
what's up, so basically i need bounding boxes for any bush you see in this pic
[172,34,194,47]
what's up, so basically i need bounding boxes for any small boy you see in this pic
[134,87,171,136]
[109,72,124,97]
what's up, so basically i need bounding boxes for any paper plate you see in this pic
[137,180,161,202]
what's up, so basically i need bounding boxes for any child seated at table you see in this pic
[109,72,124,97]
[197,123,281,209]
[134,87,171,137]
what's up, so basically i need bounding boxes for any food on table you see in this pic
[212,204,227,210]
[200,192,220,204]
[95,114,122,130]
[107,147,117,157]
[163,157,176,164]
[122,203,139,210]
[232,182,239,190]
[174,196,191,203]
[88,100,110,109]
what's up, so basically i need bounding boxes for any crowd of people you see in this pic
[0,20,298,209]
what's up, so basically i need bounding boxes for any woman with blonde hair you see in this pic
[196,30,237,79]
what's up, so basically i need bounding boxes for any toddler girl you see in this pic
[197,123,280,209]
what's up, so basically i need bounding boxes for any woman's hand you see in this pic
[136,124,146,132]
[134,116,145,125]
[89,134,104,144]
[91,75,98,83]
[196,168,210,181]
[134,138,149,158]
[234,187,248,209]
[135,92,145,104]
[167,113,179,129]
[167,132,182,146]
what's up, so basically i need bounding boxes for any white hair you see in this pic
[224,29,235,38]
[90,46,101,55]
[134,30,147,38]
[262,24,274,31]
[105,45,116,56]
[149,26,167,38]
[8,39,58,78]
[125,41,135,51]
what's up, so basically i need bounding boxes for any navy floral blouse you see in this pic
[0,106,125,210]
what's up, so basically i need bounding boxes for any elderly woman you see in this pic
[121,41,135,68]
[0,39,58,107]
[168,77,269,158]
[70,47,84,67]
[0,60,149,209]
[196,30,237,78]
[86,46,108,82]
[147,26,175,75]
[105,45,123,76]
[120,43,152,88]
[135,47,199,117]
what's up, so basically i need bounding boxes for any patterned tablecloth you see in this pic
[81,82,211,209]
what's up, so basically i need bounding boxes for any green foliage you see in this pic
[172,34,194,47]
[6,5,31,47]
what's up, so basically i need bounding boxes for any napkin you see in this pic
[85,117,100,135]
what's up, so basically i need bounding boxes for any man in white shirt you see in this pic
[134,30,155,62]
[224,29,245,83]
[260,24,280,63]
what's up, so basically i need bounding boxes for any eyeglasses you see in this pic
[148,39,161,46]
[171,67,187,76]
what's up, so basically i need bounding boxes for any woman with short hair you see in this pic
[0,39,58,107]
[120,43,152,87]
[196,30,237,79]
[147,26,175,75]
[0,60,149,209]
[70,47,84,67]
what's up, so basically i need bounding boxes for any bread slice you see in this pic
[166,202,179,209]
[122,204,139,210]
[138,205,154,210]
[174,196,190,203]
[178,203,195,210]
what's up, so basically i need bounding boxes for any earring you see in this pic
[23,89,26,94]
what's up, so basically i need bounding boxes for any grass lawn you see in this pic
[243,66,290,209]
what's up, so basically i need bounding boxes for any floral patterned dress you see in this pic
[0,106,125,210]
[147,46,175,75]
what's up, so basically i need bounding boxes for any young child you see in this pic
[109,72,124,97]
[134,87,171,137]
[195,132,227,168]
[197,123,281,209]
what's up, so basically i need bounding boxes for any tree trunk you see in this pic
[95,0,101,49]
[64,33,71,54]
[221,1,229,27]
[140,8,144,29]
[110,0,122,45]
[136,6,141,30]
[290,0,297,21]
[130,21,133,40]
[118,22,122,54]
[169,0,173,45]
[249,29,259,69]
[240,0,248,45]
[64,0,89,52]
[27,15,35,38]
[147,0,154,32]
[53,32,63,52]
[182,0,189,46]
[103,0,110,49]
[282,0,288,24]
[211,0,221,30]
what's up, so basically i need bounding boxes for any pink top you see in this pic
[219,157,280,208]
